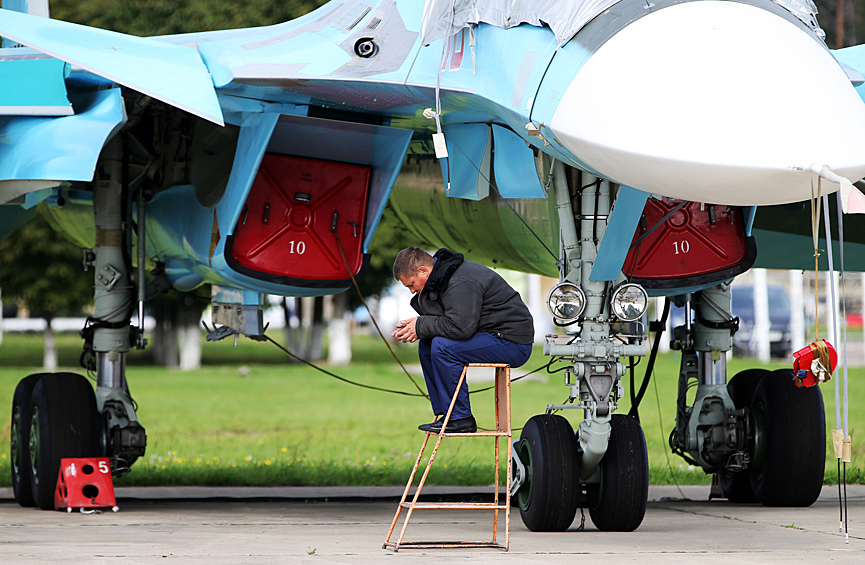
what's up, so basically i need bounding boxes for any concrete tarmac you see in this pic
[0,485,862,564]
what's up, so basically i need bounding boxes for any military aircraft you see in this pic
[1,0,862,532]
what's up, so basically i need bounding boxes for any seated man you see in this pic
[391,247,534,433]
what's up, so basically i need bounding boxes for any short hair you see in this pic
[393,247,433,280]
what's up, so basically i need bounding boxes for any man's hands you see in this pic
[392,317,419,343]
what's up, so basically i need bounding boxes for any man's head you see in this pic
[393,247,434,295]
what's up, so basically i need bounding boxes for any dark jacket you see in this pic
[410,249,534,344]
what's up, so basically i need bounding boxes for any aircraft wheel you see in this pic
[718,369,767,503]
[749,369,825,507]
[587,414,649,531]
[11,374,47,507]
[29,373,101,510]
[515,414,579,531]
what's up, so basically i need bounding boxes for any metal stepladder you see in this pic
[383,363,512,551]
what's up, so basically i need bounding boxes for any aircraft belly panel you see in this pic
[388,160,560,277]
[228,154,371,281]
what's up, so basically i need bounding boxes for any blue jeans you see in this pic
[418,332,533,419]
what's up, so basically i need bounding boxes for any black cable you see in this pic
[470,360,552,393]
[629,298,670,422]
[447,128,558,261]
[838,459,843,530]
[580,178,601,191]
[546,357,573,374]
[494,184,559,261]
[265,333,549,400]
[629,200,689,249]
[669,427,699,467]
[592,179,600,246]
[527,49,559,124]
[333,234,429,399]
[264,335,426,397]
[600,280,611,318]
[653,362,689,500]
[553,317,580,328]
[843,462,849,541]
[629,356,636,418]
[693,291,739,331]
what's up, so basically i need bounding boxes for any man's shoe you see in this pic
[418,416,444,432]
[419,415,477,434]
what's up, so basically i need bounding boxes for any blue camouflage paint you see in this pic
[492,125,546,199]
[0,8,223,124]
[440,123,491,201]
[590,186,650,282]
[0,58,71,115]
[0,87,124,182]
[833,44,865,105]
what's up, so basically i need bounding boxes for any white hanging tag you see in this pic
[433,132,448,159]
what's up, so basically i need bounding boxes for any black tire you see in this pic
[11,374,46,507]
[749,369,825,507]
[587,414,649,531]
[718,369,767,503]
[515,414,579,531]
[29,373,101,510]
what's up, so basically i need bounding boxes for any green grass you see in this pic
[0,331,861,486]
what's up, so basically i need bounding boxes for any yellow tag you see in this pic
[842,436,852,464]
[832,429,844,460]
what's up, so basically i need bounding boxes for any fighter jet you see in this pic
[1,0,862,532]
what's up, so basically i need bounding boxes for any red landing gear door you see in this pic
[230,154,371,282]
[623,199,755,289]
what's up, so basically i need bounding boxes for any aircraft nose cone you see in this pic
[550,1,865,205]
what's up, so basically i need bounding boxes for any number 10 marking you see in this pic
[288,240,306,254]
[673,240,690,254]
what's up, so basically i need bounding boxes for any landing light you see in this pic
[547,283,586,321]
[611,283,648,322]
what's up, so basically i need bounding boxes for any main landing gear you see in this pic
[667,289,825,507]
[9,140,147,509]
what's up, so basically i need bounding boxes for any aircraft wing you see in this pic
[0,8,223,125]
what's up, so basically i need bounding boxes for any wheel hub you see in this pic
[29,407,40,487]
[749,399,767,477]
[515,439,533,510]
[10,408,22,477]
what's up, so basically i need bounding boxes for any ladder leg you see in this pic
[394,367,468,548]
[438,365,469,434]
[504,366,511,550]
[384,433,431,548]
[493,434,500,543]
[395,430,448,548]
[505,431,512,551]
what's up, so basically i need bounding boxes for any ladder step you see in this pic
[430,431,510,437]
[385,541,506,550]
[400,501,509,510]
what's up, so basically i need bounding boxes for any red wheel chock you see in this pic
[54,457,119,513]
